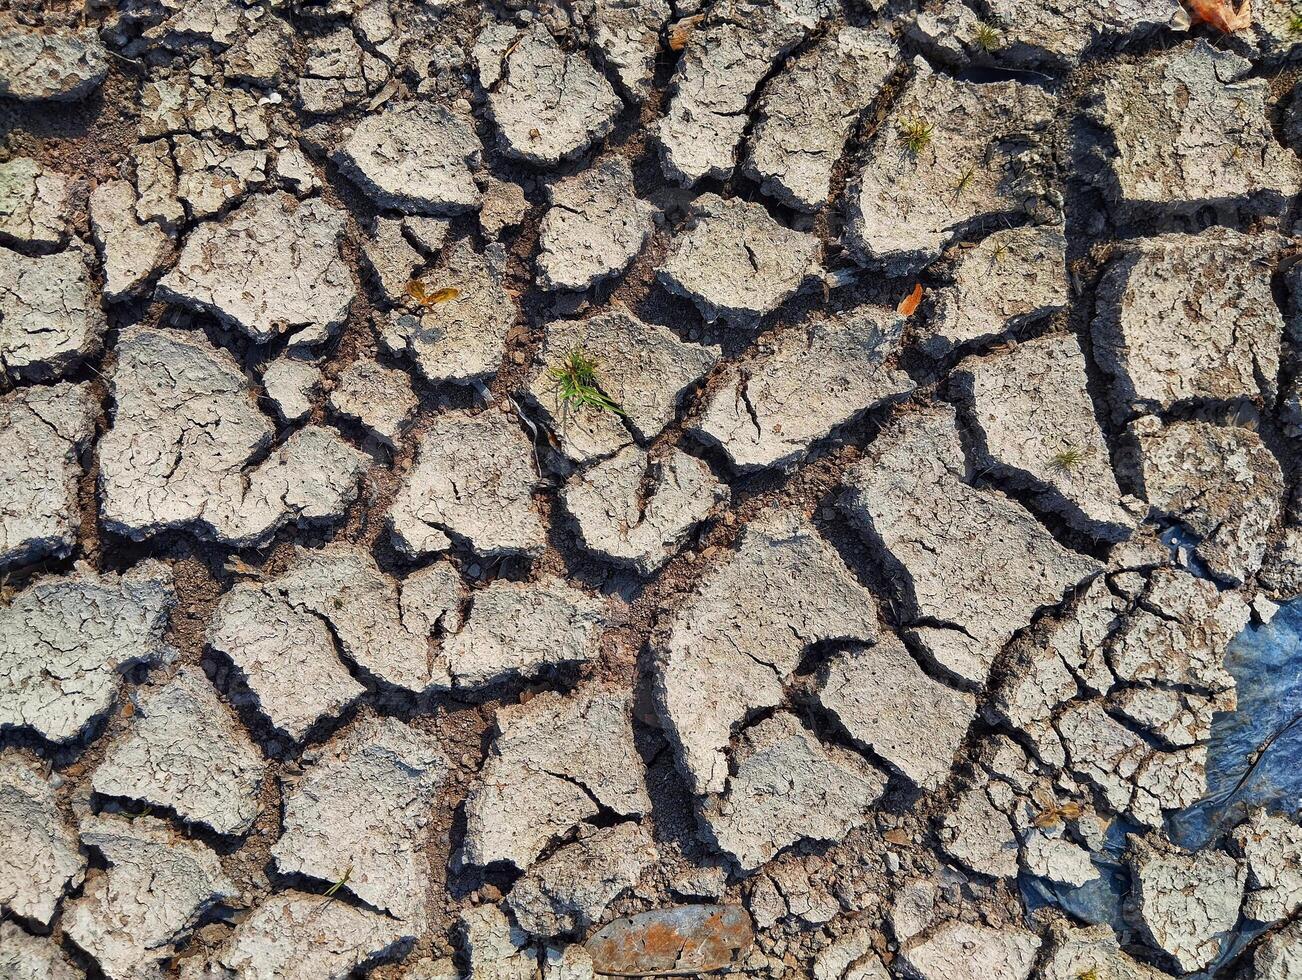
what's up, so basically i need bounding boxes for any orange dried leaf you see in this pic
[669,14,705,51]
[897,282,923,317]
[406,282,461,306]
[1186,0,1252,32]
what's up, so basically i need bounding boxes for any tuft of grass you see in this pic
[898,117,935,156]
[973,21,1000,51]
[1049,446,1087,473]
[1289,10,1302,36]
[323,865,353,900]
[546,348,626,425]
[953,166,976,198]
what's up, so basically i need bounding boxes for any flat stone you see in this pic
[0,26,107,101]
[157,193,354,347]
[897,921,1040,980]
[207,581,367,741]
[99,328,367,547]
[0,156,70,249]
[700,711,886,871]
[846,59,1056,273]
[207,891,413,980]
[261,358,321,425]
[1255,919,1302,980]
[840,404,1101,687]
[921,225,1068,357]
[1132,418,1282,584]
[0,243,106,382]
[464,688,649,870]
[0,921,84,980]
[1233,808,1302,925]
[90,668,265,836]
[953,333,1135,541]
[1093,228,1284,418]
[442,576,608,690]
[333,100,482,214]
[1035,922,1169,980]
[561,446,727,574]
[658,193,822,323]
[507,823,658,938]
[938,787,1019,879]
[64,814,237,980]
[1084,42,1300,219]
[816,634,976,791]
[653,508,879,796]
[588,0,670,102]
[0,382,96,571]
[89,179,173,301]
[0,753,86,927]
[0,562,174,744]
[381,241,516,386]
[389,409,544,559]
[476,24,621,166]
[586,905,754,977]
[744,27,899,212]
[1129,833,1245,973]
[171,136,269,221]
[692,306,912,472]
[657,0,834,185]
[272,716,448,922]
[526,307,718,464]
[537,157,656,291]
[328,360,418,447]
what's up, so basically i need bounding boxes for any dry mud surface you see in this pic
[2,0,1302,978]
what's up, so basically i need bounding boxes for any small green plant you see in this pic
[1288,10,1302,36]
[323,865,353,900]
[546,348,626,425]
[973,21,1000,51]
[1049,446,1087,472]
[898,117,935,156]
[953,166,976,198]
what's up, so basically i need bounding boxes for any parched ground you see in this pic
[2,0,1302,978]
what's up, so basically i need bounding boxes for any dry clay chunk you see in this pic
[561,446,727,574]
[1128,834,1246,973]
[476,24,621,166]
[699,711,886,871]
[816,634,976,791]
[171,136,268,221]
[653,508,879,796]
[528,308,718,464]
[0,562,174,744]
[840,405,1101,687]
[64,815,237,980]
[382,241,516,385]
[1234,809,1302,924]
[537,157,656,291]
[0,243,106,382]
[261,358,321,425]
[658,0,834,185]
[0,25,107,101]
[692,306,912,472]
[1255,919,1302,980]
[328,359,418,447]
[442,576,608,690]
[0,156,70,249]
[588,0,669,102]
[506,822,658,938]
[745,27,900,212]
[1085,42,1300,217]
[921,225,1068,357]
[389,410,545,558]
[0,382,96,571]
[202,891,414,980]
[938,786,1019,879]
[659,193,821,322]
[91,668,266,836]
[846,60,1056,273]
[1093,228,1284,416]
[157,192,354,347]
[897,921,1041,980]
[1132,418,1282,585]
[0,754,86,927]
[272,716,449,922]
[90,179,173,301]
[463,688,649,870]
[953,333,1135,541]
[99,328,367,547]
[333,100,482,214]
[978,0,1179,67]
[0,921,83,980]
